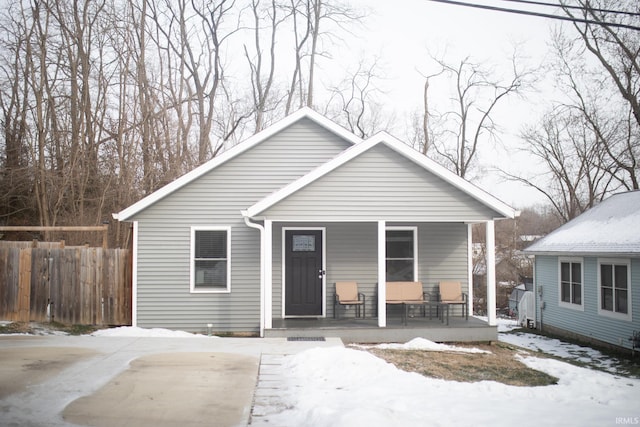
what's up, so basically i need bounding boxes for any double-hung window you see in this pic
[598,259,631,320]
[385,227,417,281]
[191,227,230,293]
[559,258,582,309]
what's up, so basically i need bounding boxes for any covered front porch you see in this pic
[249,219,500,341]
[265,316,497,344]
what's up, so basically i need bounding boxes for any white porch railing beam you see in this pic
[486,220,497,326]
[377,220,386,327]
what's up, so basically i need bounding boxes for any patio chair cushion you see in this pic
[386,282,424,303]
[439,281,464,303]
[335,281,363,304]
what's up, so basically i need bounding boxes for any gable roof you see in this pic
[524,191,640,256]
[114,108,362,221]
[244,131,518,220]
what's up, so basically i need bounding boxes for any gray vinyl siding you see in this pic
[260,144,500,221]
[131,119,352,332]
[534,255,640,350]
[271,222,469,319]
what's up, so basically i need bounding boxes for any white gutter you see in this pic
[242,210,265,337]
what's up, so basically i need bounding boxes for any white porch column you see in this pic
[377,220,386,327]
[467,223,474,318]
[264,220,273,329]
[486,220,497,326]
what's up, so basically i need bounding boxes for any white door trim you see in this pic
[281,227,327,318]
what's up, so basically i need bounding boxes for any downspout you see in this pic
[242,211,265,337]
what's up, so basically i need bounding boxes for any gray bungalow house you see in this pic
[524,191,640,352]
[114,108,517,341]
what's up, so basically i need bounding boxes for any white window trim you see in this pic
[597,258,632,321]
[190,226,231,294]
[558,257,584,311]
[385,226,418,281]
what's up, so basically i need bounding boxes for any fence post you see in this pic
[18,249,32,322]
[102,224,108,249]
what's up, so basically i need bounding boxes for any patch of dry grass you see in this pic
[0,321,99,335]
[363,342,558,387]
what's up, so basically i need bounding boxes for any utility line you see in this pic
[500,0,640,17]
[424,0,640,31]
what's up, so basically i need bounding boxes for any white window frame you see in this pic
[558,257,584,311]
[597,258,632,321]
[385,226,418,282]
[190,226,231,293]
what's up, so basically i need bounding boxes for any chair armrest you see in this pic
[358,292,365,302]
[423,291,433,302]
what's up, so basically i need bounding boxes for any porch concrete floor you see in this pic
[266,315,497,344]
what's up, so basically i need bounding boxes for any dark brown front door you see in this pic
[285,229,324,316]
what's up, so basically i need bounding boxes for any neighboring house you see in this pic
[524,191,640,352]
[114,108,517,338]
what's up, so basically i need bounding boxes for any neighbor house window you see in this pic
[386,227,417,281]
[559,258,582,308]
[598,259,631,320]
[190,227,230,293]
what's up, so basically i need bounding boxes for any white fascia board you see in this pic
[114,107,361,221]
[247,131,517,220]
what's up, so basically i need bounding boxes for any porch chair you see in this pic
[334,281,365,319]
[438,281,468,320]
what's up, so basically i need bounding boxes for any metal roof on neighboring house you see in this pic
[524,191,640,256]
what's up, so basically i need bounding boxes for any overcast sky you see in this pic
[339,0,563,208]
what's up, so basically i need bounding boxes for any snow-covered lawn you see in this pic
[264,319,640,427]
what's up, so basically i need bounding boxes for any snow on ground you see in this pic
[355,337,490,354]
[91,326,214,338]
[264,345,639,427]
[496,318,627,375]
[261,318,639,427]
[2,321,638,426]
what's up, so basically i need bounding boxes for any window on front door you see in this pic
[559,258,582,308]
[386,228,416,281]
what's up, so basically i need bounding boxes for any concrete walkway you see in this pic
[249,354,291,426]
[0,334,343,427]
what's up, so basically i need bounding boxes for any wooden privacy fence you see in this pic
[0,245,131,325]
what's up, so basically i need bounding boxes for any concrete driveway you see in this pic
[0,334,342,427]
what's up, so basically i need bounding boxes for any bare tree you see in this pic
[505,106,613,221]
[406,68,446,155]
[561,0,640,190]
[283,0,311,114]
[0,3,34,223]
[282,0,363,109]
[426,52,535,179]
[505,6,639,222]
[324,58,390,138]
[244,0,285,132]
